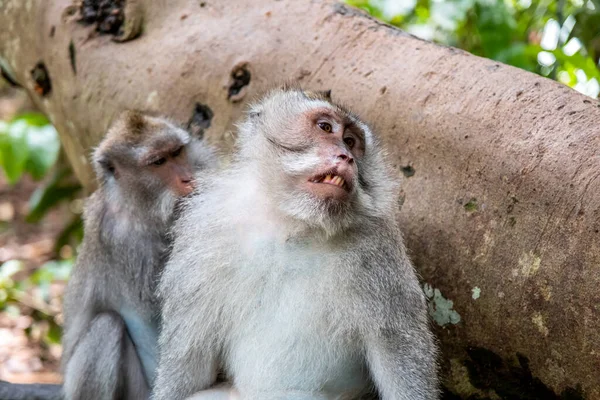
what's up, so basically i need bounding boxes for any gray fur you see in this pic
[61,112,217,400]
[154,88,439,400]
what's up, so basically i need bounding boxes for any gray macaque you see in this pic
[61,111,217,400]
[154,87,439,400]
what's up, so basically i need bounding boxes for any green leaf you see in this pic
[0,120,30,184]
[11,113,50,127]
[45,320,62,344]
[29,259,73,284]
[24,125,60,180]
[0,113,59,184]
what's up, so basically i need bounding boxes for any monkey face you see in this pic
[247,94,367,227]
[260,102,365,205]
[238,88,395,233]
[298,107,365,203]
[140,144,195,197]
[92,112,217,226]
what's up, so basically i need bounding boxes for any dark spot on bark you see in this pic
[534,82,541,87]
[567,111,577,115]
[199,1,206,7]
[187,103,213,139]
[462,347,585,400]
[446,46,463,55]
[30,62,52,96]
[49,26,56,37]
[464,135,469,139]
[507,196,519,213]
[380,86,387,94]
[79,0,125,35]
[557,104,565,110]
[69,41,77,75]
[583,99,591,104]
[228,64,251,101]
[508,216,517,227]
[401,165,415,178]
[516,90,523,98]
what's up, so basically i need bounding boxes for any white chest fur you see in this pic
[198,232,369,395]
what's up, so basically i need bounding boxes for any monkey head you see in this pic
[92,111,216,223]
[237,87,397,234]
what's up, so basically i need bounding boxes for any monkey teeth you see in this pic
[311,174,346,188]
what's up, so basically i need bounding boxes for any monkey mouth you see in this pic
[308,170,352,192]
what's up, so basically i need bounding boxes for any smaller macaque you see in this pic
[61,111,217,400]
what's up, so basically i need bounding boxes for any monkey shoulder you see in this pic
[341,220,428,326]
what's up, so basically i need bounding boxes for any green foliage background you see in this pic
[0,113,80,348]
[347,0,600,98]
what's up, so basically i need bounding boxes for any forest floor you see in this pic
[0,174,66,384]
[0,86,66,384]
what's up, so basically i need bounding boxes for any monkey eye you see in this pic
[152,157,167,166]
[172,146,183,157]
[318,122,333,133]
[344,137,356,148]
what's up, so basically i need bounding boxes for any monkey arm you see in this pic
[355,230,439,400]
[364,324,439,400]
[361,282,439,400]
[153,303,220,400]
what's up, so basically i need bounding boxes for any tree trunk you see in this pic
[1,0,599,398]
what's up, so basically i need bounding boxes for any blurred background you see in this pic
[0,0,598,385]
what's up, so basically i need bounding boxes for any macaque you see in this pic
[154,87,439,400]
[61,111,217,400]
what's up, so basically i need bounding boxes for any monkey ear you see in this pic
[96,157,119,179]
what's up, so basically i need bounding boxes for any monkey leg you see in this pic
[63,311,149,400]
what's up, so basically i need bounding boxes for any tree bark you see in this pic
[1,0,599,398]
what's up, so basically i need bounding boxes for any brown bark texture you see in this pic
[1,0,599,398]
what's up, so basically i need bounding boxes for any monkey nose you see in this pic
[177,180,195,196]
[336,153,354,164]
